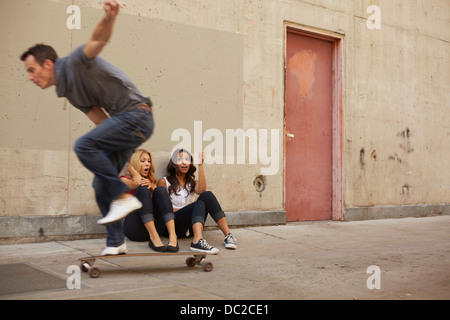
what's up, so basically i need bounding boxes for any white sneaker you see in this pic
[97,196,142,225]
[101,242,128,256]
[224,233,237,249]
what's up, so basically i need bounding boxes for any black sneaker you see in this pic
[190,239,219,254]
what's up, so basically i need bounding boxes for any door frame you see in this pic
[283,22,344,221]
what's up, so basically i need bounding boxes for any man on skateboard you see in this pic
[20,0,153,255]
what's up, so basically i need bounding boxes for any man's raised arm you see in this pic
[83,0,126,59]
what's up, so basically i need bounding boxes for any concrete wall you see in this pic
[1,0,449,240]
[346,0,450,218]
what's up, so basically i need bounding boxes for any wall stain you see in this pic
[388,153,402,163]
[389,128,413,162]
[402,184,411,196]
[288,50,317,103]
[398,127,414,153]
[360,148,365,169]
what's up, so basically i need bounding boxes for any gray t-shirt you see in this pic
[54,45,151,116]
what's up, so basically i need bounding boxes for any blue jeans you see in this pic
[123,186,176,241]
[74,110,154,247]
[167,191,226,238]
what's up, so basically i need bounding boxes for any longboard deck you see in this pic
[79,251,215,277]
[80,251,216,261]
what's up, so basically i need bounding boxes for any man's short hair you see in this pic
[20,44,58,65]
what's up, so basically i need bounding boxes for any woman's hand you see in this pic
[139,177,156,191]
[195,152,207,194]
[197,151,205,165]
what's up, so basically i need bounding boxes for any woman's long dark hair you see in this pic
[166,149,197,197]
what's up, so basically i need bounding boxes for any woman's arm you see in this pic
[194,152,207,195]
[120,162,141,191]
[158,178,179,212]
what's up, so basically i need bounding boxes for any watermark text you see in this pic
[171,121,280,175]
[366,265,381,289]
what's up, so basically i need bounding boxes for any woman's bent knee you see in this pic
[134,185,152,197]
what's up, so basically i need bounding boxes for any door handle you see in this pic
[286,133,295,138]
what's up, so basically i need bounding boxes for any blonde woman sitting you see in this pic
[121,149,178,252]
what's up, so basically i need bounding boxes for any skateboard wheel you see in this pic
[186,257,196,267]
[89,267,101,278]
[202,261,213,272]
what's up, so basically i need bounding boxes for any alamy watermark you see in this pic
[367,5,381,30]
[66,5,81,30]
[66,4,381,30]
[171,121,280,176]
[66,265,81,289]
[366,265,381,290]
[66,263,381,290]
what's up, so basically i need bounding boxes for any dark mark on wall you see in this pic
[399,128,411,139]
[402,184,411,196]
[360,148,365,169]
[388,153,402,163]
[398,127,414,153]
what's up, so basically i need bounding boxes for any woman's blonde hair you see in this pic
[128,149,157,183]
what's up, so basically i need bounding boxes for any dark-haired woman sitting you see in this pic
[157,149,237,253]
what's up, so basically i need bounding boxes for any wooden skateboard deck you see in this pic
[79,251,215,278]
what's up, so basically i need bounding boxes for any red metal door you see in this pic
[285,30,333,221]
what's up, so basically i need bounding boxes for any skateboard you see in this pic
[79,251,215,278]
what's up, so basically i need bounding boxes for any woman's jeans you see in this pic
[170,191,226,238]
[124,186,175,241]
[74,110,154,247]
[124,190,226,241]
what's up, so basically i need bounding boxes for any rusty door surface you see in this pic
[285,30,333,221]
